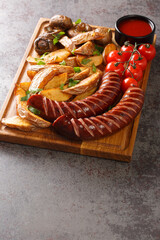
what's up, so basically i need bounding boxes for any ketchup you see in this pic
[119,19,152,37]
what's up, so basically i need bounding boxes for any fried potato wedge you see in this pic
[1,116,37,132]
[88,66,103,76]
[44,73,68,89]
[102,43,117,64]
[59,36,75,52]
[64,57,77,67]
[15,86,51,128]
[26,56,38,65]
[40,88,72,101]
[44,49,71,64]
[72,68,90,80]
[27,70,37,80]
[72,86,97,101]
[76,55,103,67]
[62,72,100,95]
[51,64,74,74]
[28,64,74,74]
[29,67,58,91]
[94,27,112,45]
[19,82,31,92]
[74,41,95,55]
[71,29,105,45]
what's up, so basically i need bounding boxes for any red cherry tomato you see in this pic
[138,44,156,61]
[130,53,147,71]
[125,64,143,82]
[105,61,125,77]
[121,77,138,92]
[121,44,134,61]
[107,50,126,63]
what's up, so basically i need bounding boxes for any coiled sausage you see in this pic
[27,71,121,122]
[52,87,144,140]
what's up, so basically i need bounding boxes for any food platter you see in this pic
[0,18,156,162]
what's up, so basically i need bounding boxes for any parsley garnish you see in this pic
[40,52,49,59]
[92,63,96,73]
[68,78,80,88]
[81,58,92,65]
[59,60,66,65]
[21,89,42,101]
[74,67,81,73]
[52,31,65,45]
[37,60,45,65]
[60,83,64,90]
[95,44,104,54]
[28,106,41,115]
[93,50,100,56]
[71,48,76,55]
[75,19,81,24]
[53,37,59,45]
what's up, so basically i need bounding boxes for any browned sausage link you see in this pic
[52,87,144,140]
[27,71,121,122]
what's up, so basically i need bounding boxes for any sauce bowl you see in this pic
[115,15,156,46]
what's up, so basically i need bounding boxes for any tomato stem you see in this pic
[121,42,142,76]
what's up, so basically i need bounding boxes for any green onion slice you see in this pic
[28,106,41,115]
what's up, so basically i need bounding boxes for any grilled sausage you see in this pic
[27,72,121,122]
[53,87,144,140]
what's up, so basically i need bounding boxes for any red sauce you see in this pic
[119,19,152,37]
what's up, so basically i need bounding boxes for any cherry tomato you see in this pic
[107,50,126,63]
[138,44,156,61]
[105,61,125,77]
[125,64,143,82]
[130,53,147,71]
[121,77,138,92]
[121,44,134,61]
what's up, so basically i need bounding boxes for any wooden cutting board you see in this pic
[0,18,156,162]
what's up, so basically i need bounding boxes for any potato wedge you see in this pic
[76,55,103,67]
[27,70,37,80]
[95,27,112,45]
[19,82,31,92]
[26,56,38,65]
[74,41,95,55]
[40,88,72,101]
[15,86,51,128]
[59,36,75,51]
[71,29,105,45]
[44,49,71,64]
[72,68,90,80]
[62,72,100,95]
[44,73,68,90]
[51,65,74,74]
[28,64,74,74]
[102,43,117,64]
[64,57,77,67]
[88,66,103,77]
[72,86,97,101]
[1,116,37,132]
[29,67,58,91]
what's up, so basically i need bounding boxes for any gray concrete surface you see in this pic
[0,0,160,239]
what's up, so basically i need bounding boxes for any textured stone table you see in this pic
[0,0,159,239]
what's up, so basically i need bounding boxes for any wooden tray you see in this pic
[0,18,156,162]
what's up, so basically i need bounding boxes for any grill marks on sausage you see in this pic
[27,71,121,121]
[53,87,144,140]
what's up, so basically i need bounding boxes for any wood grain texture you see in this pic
[0,18,156,162]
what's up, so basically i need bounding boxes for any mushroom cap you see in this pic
[49,15,73,30]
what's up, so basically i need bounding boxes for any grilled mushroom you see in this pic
[67,22,92,38]
[49,15,73,30]
[34,37,54,55]
[34,30,64,55]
